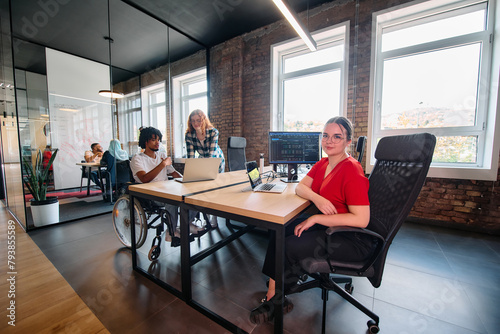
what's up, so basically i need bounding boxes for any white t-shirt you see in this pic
[84,150,102,163]
[130,152,175,183]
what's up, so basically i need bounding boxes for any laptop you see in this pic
[175,158,221,183]
[246,161,287,193]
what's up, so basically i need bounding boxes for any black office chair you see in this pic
[356,136,367,163]
[289,133,436,334]
[227,136,247,171]
[225,137,249,229]
[100,154,134,203]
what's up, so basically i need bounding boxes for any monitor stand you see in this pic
[280,163,300,183]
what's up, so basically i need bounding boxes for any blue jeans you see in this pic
[90,171,101,189]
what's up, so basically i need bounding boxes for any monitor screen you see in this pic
[268,132,321,164]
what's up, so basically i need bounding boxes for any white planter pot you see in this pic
[30,197,59,227]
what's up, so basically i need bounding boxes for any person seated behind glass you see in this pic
[42,145,53,171]
[42,145,54,184]
[100,139,130,200]
[249,116,376,325]
[84,143,103,189]
[130,127,203,241]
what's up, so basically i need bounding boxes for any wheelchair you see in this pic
[112,187,214,261]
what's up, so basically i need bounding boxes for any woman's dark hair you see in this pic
[325,116,353,141]
[138,127,163,149]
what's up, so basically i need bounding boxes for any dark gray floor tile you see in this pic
[387,242,456,279]
[192,283,257,333]
[84,274,178,333]
[434,231,500,264]
[393,222,441,250]
[37,226,123,269]
[197,251,268,312]
[128,298,230,334]
[482,236,500,257]
[374,299,485,334]
[445,253,500,290]
[462,282,500,334]
[374,264,487,333]
[30,214,112,250]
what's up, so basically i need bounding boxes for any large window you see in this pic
[370,0,500,180]
[172,68,208,157]
[117,93,141,155]
[271,23,349,132]
[142,83,167,139]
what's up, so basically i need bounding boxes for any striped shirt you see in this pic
[185,127,225,173]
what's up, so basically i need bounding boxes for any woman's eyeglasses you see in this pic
[322,134,344,143]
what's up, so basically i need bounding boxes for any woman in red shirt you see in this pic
[250,116,375,324]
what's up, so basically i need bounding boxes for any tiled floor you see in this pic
[29,214,500,334]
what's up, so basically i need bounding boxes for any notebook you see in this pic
[246,162,287,193]
[174,158,221,183]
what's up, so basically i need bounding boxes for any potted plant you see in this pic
[23,148,59,226]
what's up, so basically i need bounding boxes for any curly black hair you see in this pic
[138,127,163,149]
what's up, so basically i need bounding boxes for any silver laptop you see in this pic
[175,158,221,183]
[247,164,287,193]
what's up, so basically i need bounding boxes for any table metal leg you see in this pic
[180,205,192,302]
[274,225,285,333]
[87,166,92,196]
[130,193,137,269]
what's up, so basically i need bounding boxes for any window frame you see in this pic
[117,92,141,155]
[171,67,207,158]
[368,0,500,180]
[271,22,350,131]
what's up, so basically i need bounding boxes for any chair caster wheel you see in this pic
[367,320,379,333]
[345,282,353,294]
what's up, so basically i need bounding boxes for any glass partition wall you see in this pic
[1,0,25,226]
[2,0,207,230]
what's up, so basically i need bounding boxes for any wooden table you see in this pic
[76,162,102,196]
[128,170,310,334]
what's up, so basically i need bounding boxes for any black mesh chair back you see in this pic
[227,137,247,171]
[356,136,366,163]
[294,133,436,333]
[365,133,436,287]
[101,154,133,202]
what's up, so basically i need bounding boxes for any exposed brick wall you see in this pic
[117,0,500,234]
[207,0,500,234]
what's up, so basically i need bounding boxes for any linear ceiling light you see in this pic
[272,0,317,51]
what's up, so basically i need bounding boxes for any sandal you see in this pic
[249,295,294,325]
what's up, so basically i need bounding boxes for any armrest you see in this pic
[325,226,384,242]
[324,226,385,274]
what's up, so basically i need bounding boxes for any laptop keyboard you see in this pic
[258,183,275,191]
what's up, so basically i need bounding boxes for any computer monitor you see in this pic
[268,131,321,182]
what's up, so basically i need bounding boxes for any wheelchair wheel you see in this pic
[112,194,148,248]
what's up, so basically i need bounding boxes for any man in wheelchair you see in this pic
[112,127,214,261]
[130,126,205,238]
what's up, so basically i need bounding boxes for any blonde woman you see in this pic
[185,109,225,173]
[185,109,225,228]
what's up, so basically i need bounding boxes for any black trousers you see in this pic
[262,208,376,289]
